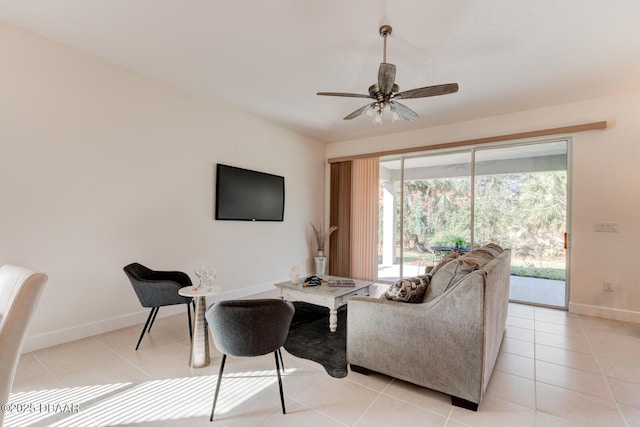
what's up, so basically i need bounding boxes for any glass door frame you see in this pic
[473,138,571,310]
[393,148,474,280]
[381,137,572,310]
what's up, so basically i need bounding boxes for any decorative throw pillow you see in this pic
[430,251,461,276]
[429,258,480,296]
[381,275,430,303]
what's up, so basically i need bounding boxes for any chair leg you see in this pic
[147,306,160,332]
[135,308,156,351]
[186,303,193,338]
[274,350,286,414]
[277,348,285,373]
[210,354,227,421]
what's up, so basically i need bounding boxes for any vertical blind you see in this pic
[329,157,379,280]
[350,157,379,280]
[329,161,351,277]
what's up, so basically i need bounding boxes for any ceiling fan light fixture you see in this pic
[317,24,459,124]
[390,103,401,123]
[372,110,383,125]
[365,101,400,125]
[365,104,375,118]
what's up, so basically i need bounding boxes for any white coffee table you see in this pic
[274,276,373,332]
[178,285,222,368]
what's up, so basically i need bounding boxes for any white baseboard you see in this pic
[569,302,640,324]
[21,308,164,353]
[22,281,277,353]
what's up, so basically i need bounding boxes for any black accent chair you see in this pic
[205,299,295,421]
[123,262,193,350]
[413,242,433,267]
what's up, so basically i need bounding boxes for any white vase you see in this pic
[314,256,327,276]
[290,265,299,284]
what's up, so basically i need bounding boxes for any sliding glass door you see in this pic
[475,141,568,307]
[378,152,471,281]
[378,140,569,309]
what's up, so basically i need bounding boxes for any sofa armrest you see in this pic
[347,271,486,403]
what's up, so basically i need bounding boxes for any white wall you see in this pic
[327,91,640,323]
[0,23,325,351]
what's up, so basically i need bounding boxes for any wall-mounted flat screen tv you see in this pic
[215,164,285,221]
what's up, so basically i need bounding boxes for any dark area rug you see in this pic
[284,301,348,378]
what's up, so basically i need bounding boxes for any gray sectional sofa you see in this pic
[347,245,511,411]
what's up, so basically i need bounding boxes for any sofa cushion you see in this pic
[430,251,461,276]
[382,275,430,303]
[479,243,503,257]
[462,248,495,269]
[428,257,480,296]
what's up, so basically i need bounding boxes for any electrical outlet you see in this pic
[603,281,613,292]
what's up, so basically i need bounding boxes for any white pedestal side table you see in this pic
[178,285,221,368]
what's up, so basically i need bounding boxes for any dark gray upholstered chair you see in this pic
[206,299,295,421]
[123,262,193,350]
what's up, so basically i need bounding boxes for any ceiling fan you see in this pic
[317,25,459,124]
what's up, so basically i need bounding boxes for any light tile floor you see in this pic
[7,303,640,426]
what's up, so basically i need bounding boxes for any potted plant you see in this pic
[452,236,466,249]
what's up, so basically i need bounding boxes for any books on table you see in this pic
[327,279,356,287]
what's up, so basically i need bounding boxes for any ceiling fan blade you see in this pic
[392,101,419,121]
[317,92,372,99]
[344,103,374,120]
[378,63,396,94]
[397,83,459,99]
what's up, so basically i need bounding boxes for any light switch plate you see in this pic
[595,223,618,232]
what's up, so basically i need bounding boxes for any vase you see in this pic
[314,256,327,276]
[290,265,300,284]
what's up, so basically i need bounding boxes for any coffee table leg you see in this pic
[189,296,210,368]
[329,308,338,332]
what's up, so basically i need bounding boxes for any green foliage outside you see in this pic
[382,248,565,280]
[385,171,567,281]
[511,266,565,281]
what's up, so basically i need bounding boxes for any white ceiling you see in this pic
[2,1,640,143]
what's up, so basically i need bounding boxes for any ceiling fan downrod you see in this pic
[379,25,392,63]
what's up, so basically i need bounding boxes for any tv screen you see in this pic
[215,164,285,221]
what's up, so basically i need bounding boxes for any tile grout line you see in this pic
[28,348,125,427]
[30,351,65,389]
[282,373,356,426]
[376,378,454,424]
[278,360,327,400]
[531,307,625,422]
[577,314,630,427]
[285,397,350,427]
[349,390,383,427]
[443,405,466,427]
[348,377,457,426]
[151,313,193,348]
[341,374,393,426]
[89,335,155,381]
[294,366,456,423]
